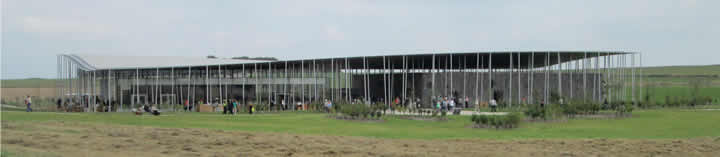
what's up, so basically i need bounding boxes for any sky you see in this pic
[1,0,719,79]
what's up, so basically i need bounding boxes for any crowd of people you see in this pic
[35,94,505,115]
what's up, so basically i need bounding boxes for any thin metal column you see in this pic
[171,67,174,111]
[489,52,493,102]
[509,52,513,106]
[450,54,453,98]
[363,56,370,104]
[475,53,480,107]
[431,54,436,105]
[557,52,561,103]
[206,65,209,105]
[606,52,611,103]
[528,52,535,104]
[135,68,139,108]
[631,53,636,103]
[596,52,600,102]
[92,71,96,111]
[345,58,350,102]
[219,64,223,108]
[639,52,643,103]
[301,61,304,106]
[383,56,388,106]
[242,64,245,106]
[156,67,159,106]
[481,55,484,103]
[284,61,287,106]
[268,62,272,107]
[255,63,259,106]
[583,52,587,103]
[313,60,317,103]
[108,69,112,112]
[404,55,408,104]
[544,52,549,104]
[187,66,191,111]
[570,55,574,100]
[330,59,334,102]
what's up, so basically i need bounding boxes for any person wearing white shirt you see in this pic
[449,99,455,110]
[489,99,498,112]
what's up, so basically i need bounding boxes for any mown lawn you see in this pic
[3,109,719,140]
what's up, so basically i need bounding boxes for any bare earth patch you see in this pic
[2,121,719,157]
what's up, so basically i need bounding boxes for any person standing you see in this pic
[248,104,254,114]
[489,99,498,112]
[222,100,228,114]
[435,97,441,110]
[281,99,286,111]
[56,98,62,111]
[231,100,237,115]
[464,97,470,108]
[416,98,421,109]
[184,99,189,111]
[449,98,455,111]
[25,95,32,112]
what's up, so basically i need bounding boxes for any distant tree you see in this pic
[207,55,217,59]
[688,78,710,106]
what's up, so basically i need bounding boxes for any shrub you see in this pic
[615,102,634,117]
[337,104,384,120]
[471,113,523,129]
[523,104,546,120]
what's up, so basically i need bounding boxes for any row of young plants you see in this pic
[336,103,385,120]
[470,112,523,129]
[401,108,448,117]
[634,96,717,109]
[522,102,635,120]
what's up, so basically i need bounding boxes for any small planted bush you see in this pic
[560,103,601,117]
[615,102,634,117]
[337,104,383,120]
[524,104,556,120]
[471,112,523,129]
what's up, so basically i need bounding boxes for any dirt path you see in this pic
[2,121,719,157]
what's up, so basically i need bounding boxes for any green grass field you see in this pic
[0,78,56,88]
[3,109,719,140]
[643,87,720,104]
[641,64,720,76]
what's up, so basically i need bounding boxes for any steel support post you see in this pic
[557,52,561,103]
[383,56,388,105]
[257,63,261,106]
[583,52,587,103]
[506,52,514,107]
[475,53,480,107]
[528,52,535,104]
[489,53,493,102]
[242,64,245,106]
[431,54,436,105]
[639,52,643,103]
[518,53,521,104]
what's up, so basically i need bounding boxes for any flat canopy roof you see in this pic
[66,54,269,70]
[67,51,636,71]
